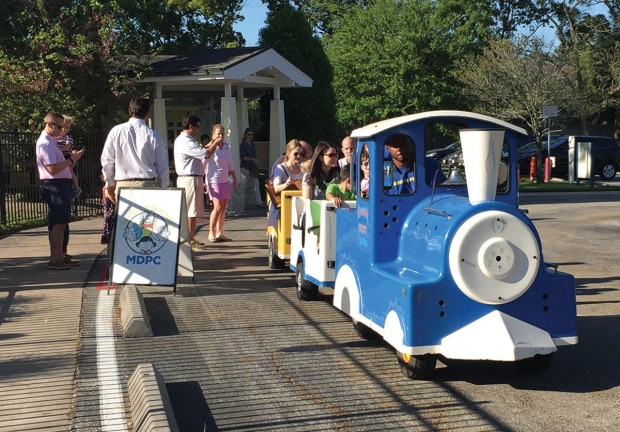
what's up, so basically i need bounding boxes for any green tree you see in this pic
[491,0,552,38]
[456,37,579,181]
[531,0,620,131]
[0,1,245,133]
[270,0,532,38]
[287,0,370,36]
[113,0,245,55]
[258,3,339,143]
[326,0,494,132]
[0,1,124,132]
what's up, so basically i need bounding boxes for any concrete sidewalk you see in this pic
[0,217,106,432]
[0,206,267,431]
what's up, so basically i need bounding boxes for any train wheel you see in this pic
[295,261,318,300]
[268,240,285,270]
[352,319,380,340]
[396,351,436,380]
[515,353,553,374]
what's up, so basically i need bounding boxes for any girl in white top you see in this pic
[267,139,305,229]
[205,124,238,242]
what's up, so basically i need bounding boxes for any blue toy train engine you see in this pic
[290,111,578,379]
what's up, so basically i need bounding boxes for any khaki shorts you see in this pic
[177,175,205,217]
[115,178,158,202]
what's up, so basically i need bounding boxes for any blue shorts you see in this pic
[42,179,72,226]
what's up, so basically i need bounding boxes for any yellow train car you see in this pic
[267,189,302,269]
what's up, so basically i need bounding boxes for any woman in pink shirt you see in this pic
[205,124,238,242]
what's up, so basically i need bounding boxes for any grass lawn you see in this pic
[519,177,620,192]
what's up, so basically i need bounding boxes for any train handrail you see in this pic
[423,207,453,220]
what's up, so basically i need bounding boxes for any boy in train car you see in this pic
[326,164,356,208]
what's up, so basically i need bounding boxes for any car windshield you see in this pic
[518,136,562,154]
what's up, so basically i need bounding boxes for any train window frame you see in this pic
[357,142,370,201]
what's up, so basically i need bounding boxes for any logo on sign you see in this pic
[123,211,170,255]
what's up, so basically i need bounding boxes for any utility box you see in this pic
[568,136,593,182]
[577,141,593,179]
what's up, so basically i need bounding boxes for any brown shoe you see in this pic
[48,260,71,270]
[191,239,208,251]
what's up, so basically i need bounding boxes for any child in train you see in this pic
[360,149,370,199]
[326,164,355,208]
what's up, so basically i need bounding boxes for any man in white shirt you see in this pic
[174,115,210,251]
[339,136,355,169]
[101,97,170,203]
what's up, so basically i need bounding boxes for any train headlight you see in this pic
[449,211,539,305]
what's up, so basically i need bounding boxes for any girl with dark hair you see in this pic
[302,141,340,200]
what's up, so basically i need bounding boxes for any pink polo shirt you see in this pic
[36,131,71,180]
[205,142,235,184]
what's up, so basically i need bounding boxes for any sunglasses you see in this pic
[48,122,63,130]
[361,161,370,166]
[323,152,338,158]
[292,152,303,157]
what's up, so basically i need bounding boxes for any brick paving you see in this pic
[0,217,105,432]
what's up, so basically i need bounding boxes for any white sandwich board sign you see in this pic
[110,188,193,291]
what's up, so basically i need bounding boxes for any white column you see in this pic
[221,82,244,213]
[269,87,286,169]
[236,88,256,210]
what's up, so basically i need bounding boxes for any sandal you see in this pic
[216,235,233,242]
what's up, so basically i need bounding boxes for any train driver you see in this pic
[384,134,416,194]
[384,134,447,195]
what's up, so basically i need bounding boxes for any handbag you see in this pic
[265,179,301,209]
[250,161,261,178]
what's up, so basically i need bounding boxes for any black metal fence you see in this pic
[0,132,105,226]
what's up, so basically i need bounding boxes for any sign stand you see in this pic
[109,187,194,295]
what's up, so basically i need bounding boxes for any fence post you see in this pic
[0,148,6,224]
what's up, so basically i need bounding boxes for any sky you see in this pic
[235,0,269,47]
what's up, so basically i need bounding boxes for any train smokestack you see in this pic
[459,128,505,205]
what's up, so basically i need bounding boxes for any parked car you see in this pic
[426,141,460,161]
[441,149,461,168]
[517,135,620,180]
[441,142,512,169]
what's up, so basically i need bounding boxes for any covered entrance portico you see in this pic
[139,47,312,212]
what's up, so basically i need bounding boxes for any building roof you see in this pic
[141,46,312,89]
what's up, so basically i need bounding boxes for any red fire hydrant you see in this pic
[529,156,536,181]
